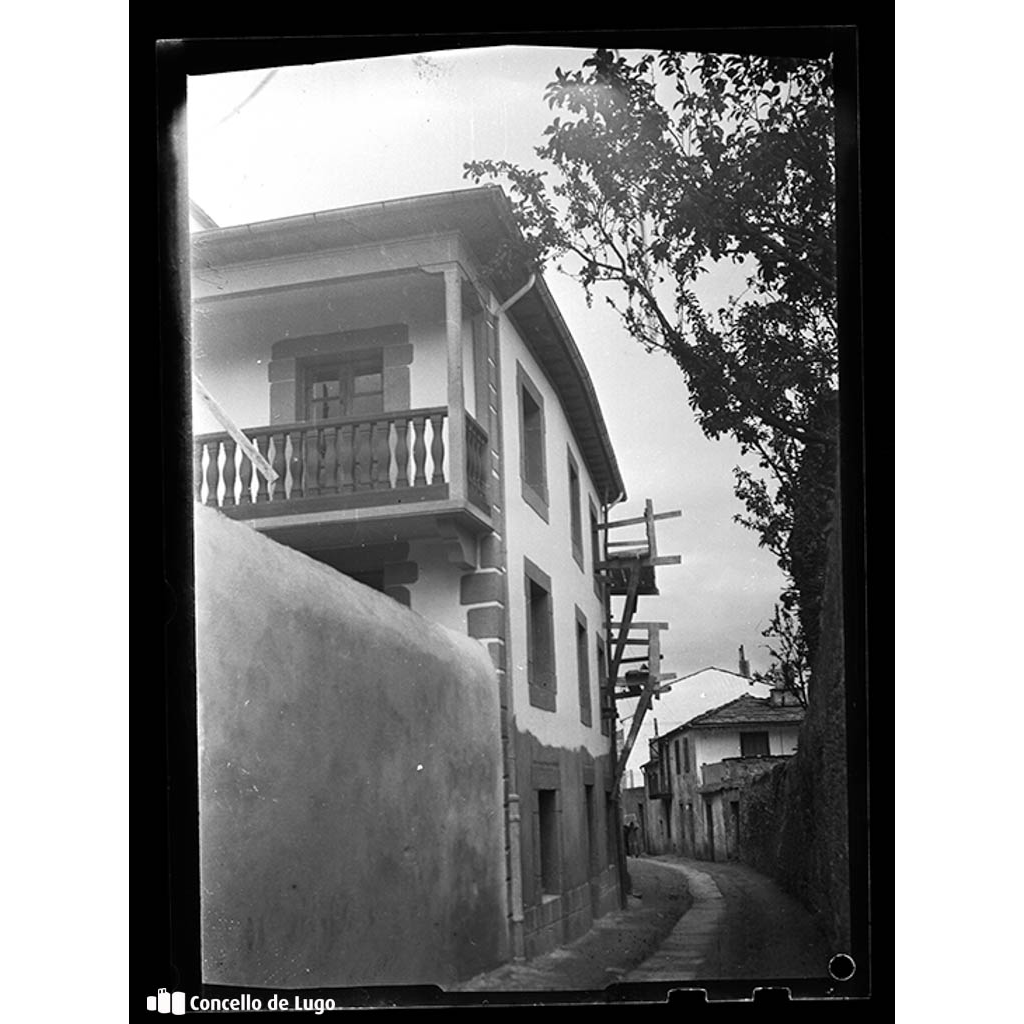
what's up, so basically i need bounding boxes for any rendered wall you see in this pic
[494,310,621,955]
[499,312,608,758]
[511,727,620,958]
[194,504,508,988]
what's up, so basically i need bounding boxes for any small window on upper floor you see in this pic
[575,606,592,727]
[568,450,583,570]
[589,500,604,597]
[517,363,548,520]
[596,635,610,737]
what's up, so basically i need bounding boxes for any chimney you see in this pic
[738,645,750,679]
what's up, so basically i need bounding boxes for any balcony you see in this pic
[194,407,491,552]
[698,756,791,794]
[644,759,671,799]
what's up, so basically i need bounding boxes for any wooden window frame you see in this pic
[525,557,556,712]
[575,605,592,727]
[597,633,610,737]
[300,348,385,423]
[516,362,548,522]
[567,448,584,570]
[589,498,603,597]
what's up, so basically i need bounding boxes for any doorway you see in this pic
[705,799,715,861]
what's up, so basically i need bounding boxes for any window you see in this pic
[268,325,408,425]
[673,739,681,775]
[584,784,597,875]
[304,353,384,422]
[537,789,560,895]
[517,363,548,520]
[525,558,556,711]
[682,737,691,774]
[589,500,602,595]
[740,731,770,757]
[575,607,592,727]
[597,636,610,736]
[568,450,583,569]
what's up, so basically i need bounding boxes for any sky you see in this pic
[186,45,789,679]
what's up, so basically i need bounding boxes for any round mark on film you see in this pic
[828,953,856,981]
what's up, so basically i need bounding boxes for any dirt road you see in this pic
[626,856,831,982]
[455,857,693,991]
[454,855,832,994]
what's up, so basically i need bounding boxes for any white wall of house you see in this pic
[406,538,470,635]
[623,669,772,781]
[191,271,449,435]
[693,726,800,771]
[499,311,609,760]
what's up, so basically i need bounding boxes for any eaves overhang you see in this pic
[191,186,626,506]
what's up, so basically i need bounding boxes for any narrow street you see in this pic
[456,858,694,991]
[455,855,830,992]
[625,856,831,982]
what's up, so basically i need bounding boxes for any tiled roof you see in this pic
[680,693,805,730]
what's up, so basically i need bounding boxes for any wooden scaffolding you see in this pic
[597,497,682,796]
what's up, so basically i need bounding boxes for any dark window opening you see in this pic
[740,731,770,757]
[522,388,544,488]
[518,365,548,518]
[526,561,556,711]
[585,784,597,875]
[597,637,610,736]
[683,737,691,773]
[568,453,583,568]
[576,611,592,727]
[538,789,559,895]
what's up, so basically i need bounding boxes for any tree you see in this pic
[465,49,838,675]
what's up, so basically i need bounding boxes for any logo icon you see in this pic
[146,988,186,1014]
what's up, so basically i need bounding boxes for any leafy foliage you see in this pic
[751,601,810,707]
[465,48,839,671]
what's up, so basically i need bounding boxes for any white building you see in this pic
[190,186,628,961]
[643,690,804,861]
[619,665,772,790]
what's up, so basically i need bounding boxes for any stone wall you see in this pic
[738,482,851,951]
[194,504,508,988]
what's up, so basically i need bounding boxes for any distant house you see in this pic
[619,662,772,789]
[642,690,804,861]
[190,186,632,971]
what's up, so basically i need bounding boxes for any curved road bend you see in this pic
[625,856,831,982]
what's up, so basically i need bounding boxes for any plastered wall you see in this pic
[194,504,508,987]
